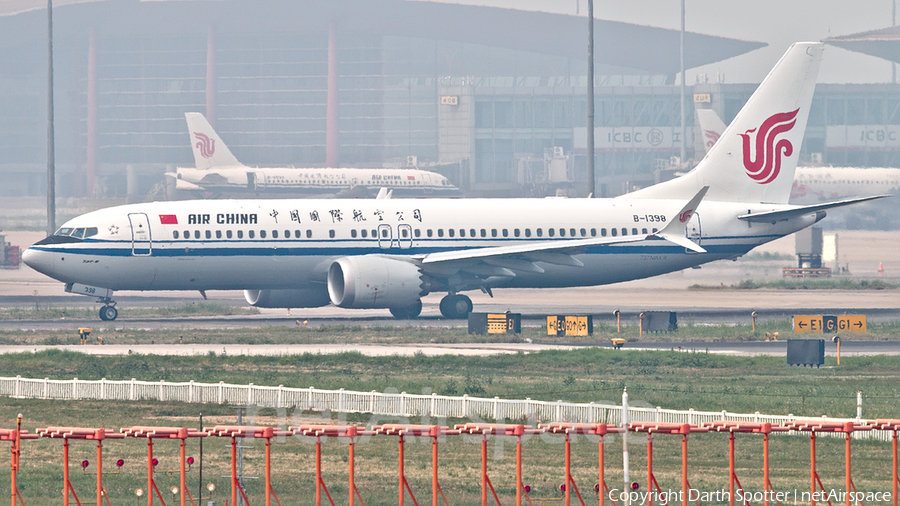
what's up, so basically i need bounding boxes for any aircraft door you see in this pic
[684,212,702,252]
[128,213,152,256]
[377,224,393,249]
[247,171,258,190]
[397,224,412,249]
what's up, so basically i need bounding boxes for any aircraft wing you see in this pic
[416,187,708,283]
[738,195,891,222]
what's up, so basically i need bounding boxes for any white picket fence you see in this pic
[0,375,885,440]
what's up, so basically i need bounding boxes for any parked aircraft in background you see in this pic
[24,43,887,321]
[168,113,461,198]
[696,108,900,204]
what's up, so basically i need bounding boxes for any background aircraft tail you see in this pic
[185,112,244,169]
[627,42,824,204]
[695,108,727,155]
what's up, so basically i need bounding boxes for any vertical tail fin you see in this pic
[628,42,824,204]
[695,108,727,155]
[184,112,244,169]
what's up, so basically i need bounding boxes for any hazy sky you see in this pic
[441,0,897,84]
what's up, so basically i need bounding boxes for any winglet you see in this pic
[375,188,393,200]
[652,186,709,253]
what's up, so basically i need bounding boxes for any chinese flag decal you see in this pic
[159,215,178,225]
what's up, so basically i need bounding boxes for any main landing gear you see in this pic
[439,294,472,319]
[389,300,422,320]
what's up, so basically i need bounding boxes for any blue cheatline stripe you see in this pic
[31,239,762,259]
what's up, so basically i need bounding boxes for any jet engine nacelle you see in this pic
[327,255,424,309]
[243,288,331,308]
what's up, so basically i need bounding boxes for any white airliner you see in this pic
[170,113,461,198]
[696,108,900,204]
[24,43,886,321]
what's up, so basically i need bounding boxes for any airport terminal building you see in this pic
[2,0,900,199]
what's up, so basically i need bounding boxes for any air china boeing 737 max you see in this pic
[23,43,887,321]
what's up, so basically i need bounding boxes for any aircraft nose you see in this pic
[22,247,55,277]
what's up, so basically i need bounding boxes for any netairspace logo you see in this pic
[609,488,892,505]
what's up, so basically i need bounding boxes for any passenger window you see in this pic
[549,229,555,237]
[642,228,648,234]
[591,228,597,237]
[173,231,180,239]
[306,230,312,238]
[272,230,278,239]
[491,229,497,237]
[621,228,627,236]
[580,228,586,237]
[448,229,455,237]
[632,228,638,236]
[514,229,520,237]
[329,230,335,238]
[216,230,222,239]
[652,228,658,233]
[401,228,409,238]
[601,228,607,237]
[248,230,255,239]
[571,228,577,237]
[414,229,421,238]
[559,228,565,237]
[285,230,290,238]
[611,228,617,237]
[294,230,301,238]
[361,229,368,238]
[237,230,244,239]
[194,230,201,239]
[438,229,444,237]
[469,229,476,237]
[502,229,508,237]
[480,229,486,237]
[351,229,357,238]
[381,229,388,238]
[459,229,465,237]
[260,230,267,239]
[205,230,211,239]
[226,230,233,239]
[427,229,433,237]
[537,228,543,237]
[183,230,189,238]
[525,229,531,238]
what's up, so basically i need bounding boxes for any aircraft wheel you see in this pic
[389,300,422,320]
[439,294,472,319]
[99,306,118,321]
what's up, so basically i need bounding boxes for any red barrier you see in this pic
[121,427,206,506]
[784,420,873,506]
[705,421,790,506]
[542,423,626,506]
[38,426,125,506]
[628,422,708,506]
[869,419,900,506]
[456,424,544,506]
[206,426,291,506]
[293,425,372,506]
[2,417,39,506]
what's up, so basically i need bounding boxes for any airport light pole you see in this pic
[679,0,686,163]
[47,0,56,236]
[586,0,595,197]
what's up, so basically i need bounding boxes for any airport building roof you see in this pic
[0,0,765,76]
[824,25,900,64]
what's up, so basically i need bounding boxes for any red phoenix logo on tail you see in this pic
[703,129,720,148]
[739,109,799,185]
[193,132,216,159]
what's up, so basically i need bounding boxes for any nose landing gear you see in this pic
[98,301,118,321]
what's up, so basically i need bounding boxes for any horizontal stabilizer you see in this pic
[738,195,891,222]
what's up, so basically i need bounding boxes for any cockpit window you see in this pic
[54,227,98,239]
